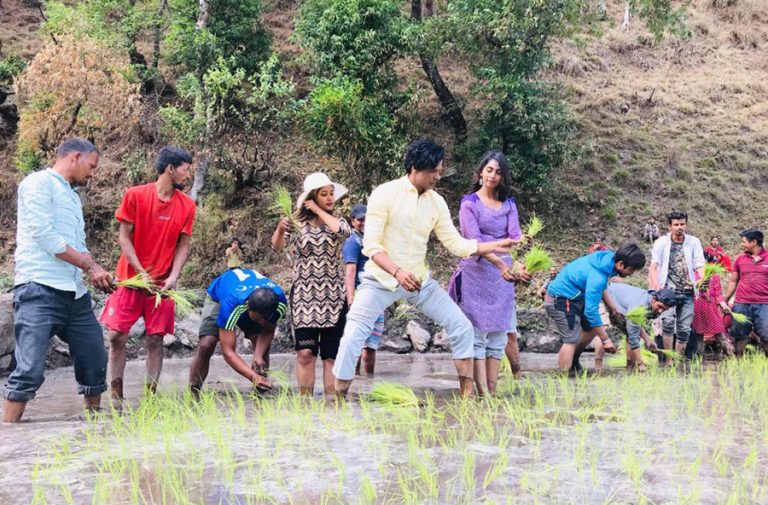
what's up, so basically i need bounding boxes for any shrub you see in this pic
[303,77,405,192]
[13,36,141,175]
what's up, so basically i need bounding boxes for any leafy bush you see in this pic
[303,77,405,192]
[0,54,27,85]
[165,0,271,75]
[444,0,579,193]
[296,0,408,96]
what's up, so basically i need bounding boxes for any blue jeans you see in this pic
[730,303,768,341]
[661,293,695,343]
[333,274,474,380]
[4,282,107,402]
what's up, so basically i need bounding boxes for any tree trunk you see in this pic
[189,152,209,202]
[152,0,168,73]
[189,0,211,203]
[623,1,631,29]
[411,0,467,144]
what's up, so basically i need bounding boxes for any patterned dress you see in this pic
[288,219,351,329]
[448,193,522,333]
[692,274,726,338]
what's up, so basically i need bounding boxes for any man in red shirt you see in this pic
[101,147,196,399]
[724,229,768,357]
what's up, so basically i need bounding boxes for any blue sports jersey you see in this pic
[207,268,287,331]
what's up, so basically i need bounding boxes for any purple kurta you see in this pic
[448,193,521,333]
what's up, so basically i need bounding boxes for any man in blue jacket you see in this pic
[545,242,647,373]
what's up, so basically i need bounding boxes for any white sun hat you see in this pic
[295,172,348,210]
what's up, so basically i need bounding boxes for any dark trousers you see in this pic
[4,282,107,402]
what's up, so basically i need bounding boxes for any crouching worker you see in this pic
[188,268,287,392]
[605,284,680,371]
[545,242,647,374]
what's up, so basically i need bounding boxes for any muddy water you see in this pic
[0,353,762,505]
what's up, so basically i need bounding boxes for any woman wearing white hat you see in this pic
[271,172,351,397]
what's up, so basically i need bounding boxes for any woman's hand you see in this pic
[277,218,292,234]
[304,199,321,215]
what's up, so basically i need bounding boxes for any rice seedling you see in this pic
[525,213,544,238]
[698,262,727,287]
[269,184,297,225]
[523,246,554,275]
[625,305,650,329]
[115,273,154,291]
[163,289,199,317]
[731,311,751,325]
[366,382,419,408]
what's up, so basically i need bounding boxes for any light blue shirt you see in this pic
[14,168,90,298]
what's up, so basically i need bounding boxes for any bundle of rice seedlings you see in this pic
[605,339,660,367]
[656,348,682,361]
[367,382,419,408]
[269,184,296,225]
[116,273,155,291]
[525,214,544,238]
[625,305,652,332]
[523,246,554,275]
[162,289,200,317]
[698,263,727,287]
[731,312,751,325]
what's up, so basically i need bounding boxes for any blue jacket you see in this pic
[546,251,618,328]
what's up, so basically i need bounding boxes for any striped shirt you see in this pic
[14,168,90,298]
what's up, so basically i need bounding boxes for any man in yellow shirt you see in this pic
[332,139,516,397]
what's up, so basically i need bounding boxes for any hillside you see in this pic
[0,0,767,302]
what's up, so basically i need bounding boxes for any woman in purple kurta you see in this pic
[448,150,526,395]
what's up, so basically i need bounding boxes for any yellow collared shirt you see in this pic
[362,176,478,291]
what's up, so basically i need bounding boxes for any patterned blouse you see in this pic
[287,219,351,328]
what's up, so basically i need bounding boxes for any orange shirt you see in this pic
[115,183,195,282]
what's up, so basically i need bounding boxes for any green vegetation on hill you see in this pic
[0,0,765,294]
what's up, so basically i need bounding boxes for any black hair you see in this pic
[403,139,444,174]
[247,288,281,323]
[154,146,193,174]
[56,138,98,158]
[614,241,646,270]
[710,235,720,241]
[468,150,512,201]
[666,210,688,224]
[740,228,764,248]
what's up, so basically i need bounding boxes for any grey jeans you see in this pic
[332,273,474,380]
[661,293,695,343]
[4,282,107,402]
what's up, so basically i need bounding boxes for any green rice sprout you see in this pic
[366,382,419,408]
[625,305,651,331]
[731,312,750,325]
[656,348,682,360]
[269,184,296,225]
[116,273,155,291]
[163,289,200,317]
[698,263,727,287]
[525,214,544,238]
[523,246,554,275]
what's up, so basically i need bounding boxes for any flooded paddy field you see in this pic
[2,353,767,505]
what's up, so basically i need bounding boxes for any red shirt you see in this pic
[733,249,768,304]
[704,246,732,271]
[115,183,195,282]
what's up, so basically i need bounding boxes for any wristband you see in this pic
[392,267,402,278]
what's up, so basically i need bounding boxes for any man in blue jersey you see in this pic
[545,242,647,373]
[188,268,287,391]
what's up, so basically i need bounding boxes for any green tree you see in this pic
[303,77,406,192]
